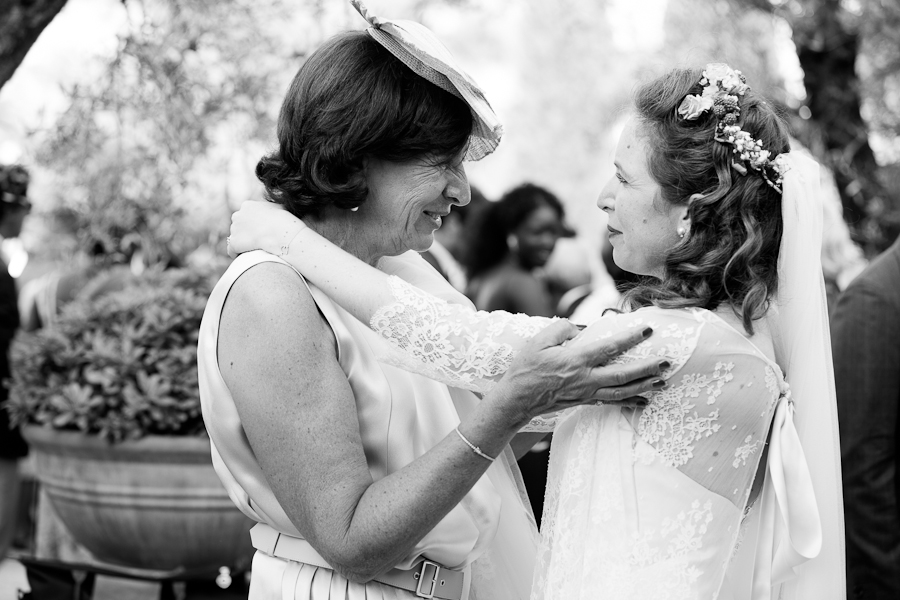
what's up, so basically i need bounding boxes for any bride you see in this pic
[229,64,844,599]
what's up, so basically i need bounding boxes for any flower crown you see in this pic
[677,63,788,194]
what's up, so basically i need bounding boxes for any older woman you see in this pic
[229,62,845,599]
[197,5,665,600]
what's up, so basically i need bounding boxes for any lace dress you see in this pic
[367,275,789,600]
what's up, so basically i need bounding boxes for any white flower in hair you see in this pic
[678,94,714,120]
[703,63,748,95]
[680,64,785,193]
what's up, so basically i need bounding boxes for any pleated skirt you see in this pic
[249,551,420,600]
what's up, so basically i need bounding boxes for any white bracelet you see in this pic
[455,427,494,462]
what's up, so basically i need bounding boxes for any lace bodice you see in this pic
[564,308,783,503]
[532,307,785,599]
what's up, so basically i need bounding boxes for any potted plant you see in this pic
[5,265,254,572]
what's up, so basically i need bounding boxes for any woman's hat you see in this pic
[351,0,502,161]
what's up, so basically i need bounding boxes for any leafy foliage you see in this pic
[6,265,222,442]
[746,0,900,253]
[34,0,292,266]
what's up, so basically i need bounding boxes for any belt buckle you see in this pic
[414,560,441,598]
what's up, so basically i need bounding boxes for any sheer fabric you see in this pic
[746,152,845,599]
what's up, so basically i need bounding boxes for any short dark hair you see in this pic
[256,31,473,217]
[623,67,790,334]
[462,183,565,277]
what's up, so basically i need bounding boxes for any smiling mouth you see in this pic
[424,210,448,226]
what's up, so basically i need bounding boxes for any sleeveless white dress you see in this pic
[197,252,540,600]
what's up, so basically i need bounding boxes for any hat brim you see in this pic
[361,19,502,161]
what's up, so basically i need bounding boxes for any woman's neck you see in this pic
[306,211,384,267]
[504,252,534,273]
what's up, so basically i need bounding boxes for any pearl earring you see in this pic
[350,206,359,212]
[677,227,686,238]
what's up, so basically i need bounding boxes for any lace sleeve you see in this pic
[369,275,555,395]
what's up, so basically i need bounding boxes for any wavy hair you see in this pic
[256,31,472,217]
[622,68,790,334]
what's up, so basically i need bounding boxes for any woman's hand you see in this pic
[489,320,665,428]
[227,200,306,258]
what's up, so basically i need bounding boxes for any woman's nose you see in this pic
[597,177,616,212]
[446,165,470,207]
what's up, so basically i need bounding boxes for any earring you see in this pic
[506,234,519,252]
[350,206,359,212]
[677,227,686,239]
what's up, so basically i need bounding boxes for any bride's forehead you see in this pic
[615,122,651,169]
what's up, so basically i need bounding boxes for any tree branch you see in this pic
[0,0,70,90]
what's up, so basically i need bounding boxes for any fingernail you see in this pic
[652,379,666,389]
[642,327,653,339]
[659,361,671,370]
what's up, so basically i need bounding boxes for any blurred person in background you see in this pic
[420,185,488,292]
[816,159,867,314]
[560,236,628,322]
[460,183,569,524]
[543,236,594,317]
[831,234,900,599]
[0,164,31,559]
[463,183,568,317]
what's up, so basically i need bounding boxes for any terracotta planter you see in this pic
[22,426,255,572]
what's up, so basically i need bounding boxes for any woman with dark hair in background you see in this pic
[463,183,567,317]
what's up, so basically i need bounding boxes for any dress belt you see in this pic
[250,523,465,600]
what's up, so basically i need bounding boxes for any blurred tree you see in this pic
[664,0,791,101]
[35,0,296,267]
[787,0,897,252]
[746,0,900,253]
[0,0,69,90]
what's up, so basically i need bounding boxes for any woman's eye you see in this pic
[615,173,627,184]
[440,158,463,174]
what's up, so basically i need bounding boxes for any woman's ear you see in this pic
[671,202,691,237]
[673,193,704,239]
[681,193,706,234]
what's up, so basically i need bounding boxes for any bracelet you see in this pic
[454,427,494,462]
[279,228,305,257]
